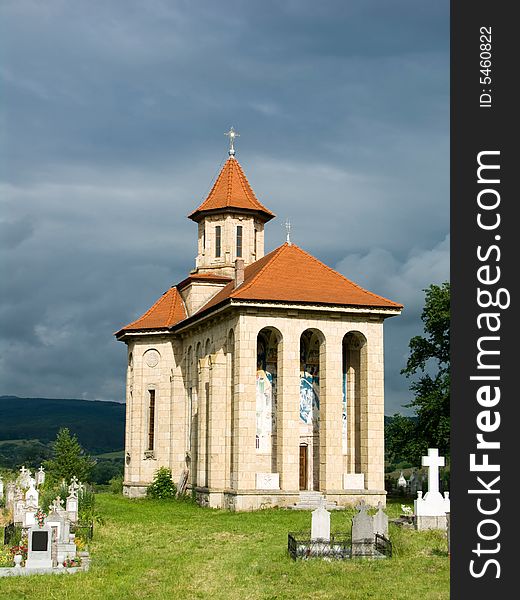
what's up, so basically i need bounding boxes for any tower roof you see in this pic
[193,242,403,316]
[188,157,275,223]
[115,286,187,336]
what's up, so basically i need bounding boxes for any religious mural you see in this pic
[299,332,320,427]
[256,332,278,453]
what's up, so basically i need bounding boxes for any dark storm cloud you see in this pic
[0,1,449,412]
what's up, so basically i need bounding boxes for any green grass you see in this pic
[0,496,449,600]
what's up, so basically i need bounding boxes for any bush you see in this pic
[146,467,176,499]
[109,475,123,495]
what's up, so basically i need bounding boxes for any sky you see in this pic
[0,0,449,414]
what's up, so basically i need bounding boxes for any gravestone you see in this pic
[18,466,32,489]
[66,492,78,523]
[13,490,25,525]
[25,523,53,569]
[47,500,67,547]
[311,502,331,541]
[36,466,46,487]
[373,502,389,538]
[397,472,407,488]
[414,448,450,530]
[26,482,39,507]
[409,470,422,495]
[23,500,38,528]
[351,501,374,557]
[6,482,15,511]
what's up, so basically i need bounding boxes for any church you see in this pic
[116,130,402,510]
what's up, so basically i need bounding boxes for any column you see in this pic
[365,325,385,490]
[233,318,257,490]
[208,351,228,490]
[276,331,300,491]
[320,334,344,491]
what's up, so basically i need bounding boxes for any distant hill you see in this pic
[0,396,125,455]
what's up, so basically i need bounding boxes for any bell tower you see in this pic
[188,128,275,278]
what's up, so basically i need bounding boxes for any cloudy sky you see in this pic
[0,0,449,414]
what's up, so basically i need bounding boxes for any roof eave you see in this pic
[172,297,403,333]
[187,206,275,223]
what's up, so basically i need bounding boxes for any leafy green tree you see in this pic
[400,282,450,463]
[385,414,419,466]
[44,427,96,483]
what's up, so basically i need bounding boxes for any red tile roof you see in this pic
[196,243,402,315]
[188,157,275,222]
[116,286,187,335]
[116,244,402,337]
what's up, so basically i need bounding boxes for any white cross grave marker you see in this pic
[422,448,444,496]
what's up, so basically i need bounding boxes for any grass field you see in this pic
[0,495,449,600]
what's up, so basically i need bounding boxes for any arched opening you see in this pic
[299,329,323,490]
[256,327,282,473]
[342,331,367,481]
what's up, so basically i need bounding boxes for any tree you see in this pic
[400,282,450,463]
[44,427,96,483]
[385,414,419,467]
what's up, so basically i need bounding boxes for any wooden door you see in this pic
[299,445,308,490]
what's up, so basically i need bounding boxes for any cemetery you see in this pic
[0,447,450,599]
[0,467,91,576]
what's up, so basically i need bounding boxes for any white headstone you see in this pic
[18,466,32,489]
[66,494,79,523]
[311,504,331,541]
[36,466,46,487]
[397,472,407,488]
[26,482,39,506]
[422,448,444,495]
[25,523,53,569]
[23,502,38,528]
[14,497,26,525]
[414,448,450,528]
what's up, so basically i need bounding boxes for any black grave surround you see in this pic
[32,530,49,552]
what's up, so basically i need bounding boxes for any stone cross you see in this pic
[422,448,445,495]
[49,497,64,513]
[19,466,32,488]
[36,466,45,487]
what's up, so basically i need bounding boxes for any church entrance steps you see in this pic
[290,491,339,511]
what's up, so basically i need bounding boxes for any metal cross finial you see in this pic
[285,218,292,245]
[224,126,240,157]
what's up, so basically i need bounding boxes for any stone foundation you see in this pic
[414,515,448,531]
[193,488,386,511]
[123,484,147,499]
